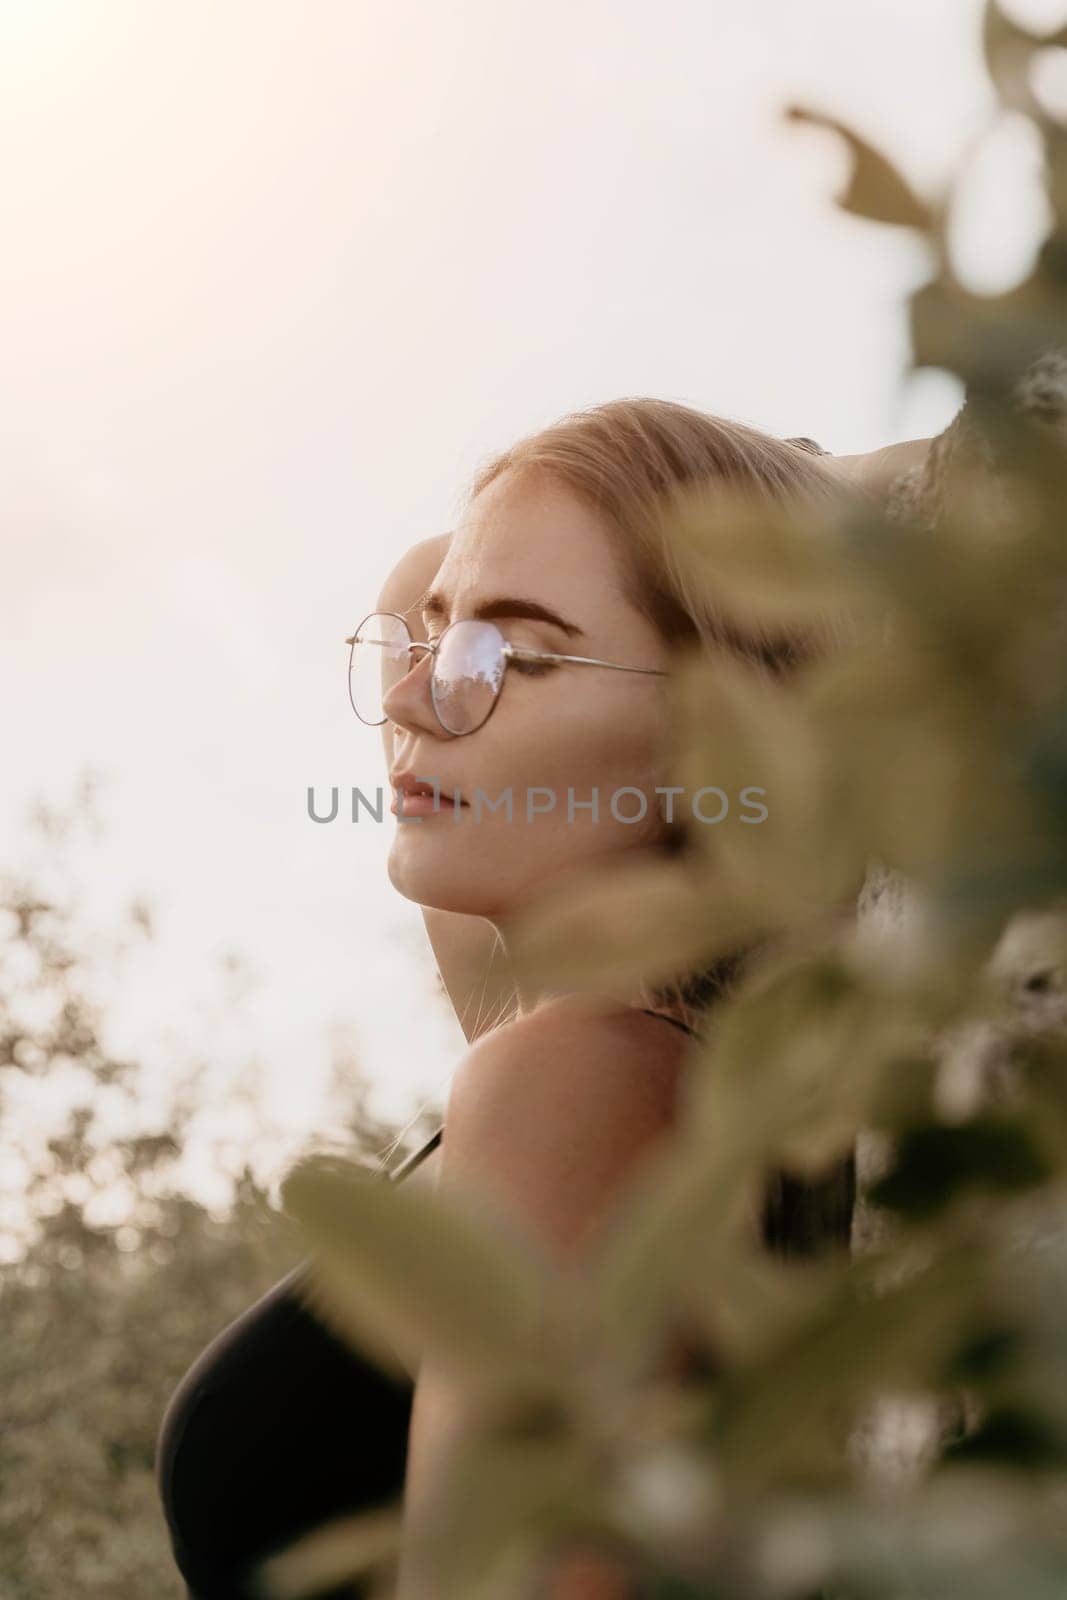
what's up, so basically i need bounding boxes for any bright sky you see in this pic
[1,0,1056,1204]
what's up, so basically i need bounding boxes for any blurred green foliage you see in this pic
[0,781,431,1599]
[270,6,1067,1597]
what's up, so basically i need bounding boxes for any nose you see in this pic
[381,645,452,740]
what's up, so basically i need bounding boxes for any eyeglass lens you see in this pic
[349,613,507,735]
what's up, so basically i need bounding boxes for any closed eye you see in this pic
[510,658,554,676]
[425,632,555,672]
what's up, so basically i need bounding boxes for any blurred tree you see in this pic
[0,776,436,1599]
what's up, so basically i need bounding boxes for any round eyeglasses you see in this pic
[345,611,671,737]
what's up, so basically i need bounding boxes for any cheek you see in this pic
[512,685,664,795]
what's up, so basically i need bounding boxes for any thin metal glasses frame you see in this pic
[345,610,670,736]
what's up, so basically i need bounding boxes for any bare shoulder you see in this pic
[439,996,692,1258]
[376,531,452,615]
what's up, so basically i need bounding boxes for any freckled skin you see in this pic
[381,469,674,923]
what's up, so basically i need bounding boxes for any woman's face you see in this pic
[383,468,673,919]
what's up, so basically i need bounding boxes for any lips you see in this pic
[389,770,468,805]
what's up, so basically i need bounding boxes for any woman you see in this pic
[379,420,924,1059]
[155,399,931,1599]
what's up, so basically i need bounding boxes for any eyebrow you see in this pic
[412,587,586,640]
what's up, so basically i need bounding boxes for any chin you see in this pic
[386,840,499,917]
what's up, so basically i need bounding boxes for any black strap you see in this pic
[639,1006,699,1038]
[388,1125,442,1183]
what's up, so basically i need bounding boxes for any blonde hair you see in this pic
[464,396,865,1044]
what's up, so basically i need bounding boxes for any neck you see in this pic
[489,902,658,1022]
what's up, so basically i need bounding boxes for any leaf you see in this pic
[755,1470,1065,1598]
[910,276,1067,393]
[503,852,757,997]
[683,952,919,1172]
[250,1505,403,1600]
[1012,1034,1067,1165]
[661,478,873,630]
[805,629,1026,885]
[785,105,934,231]
[982,0,1067,116]
[417,1425,603,1600]
[589,1123,768,1380]
[671,651,869,918]
[709,1234,991,1494]
[682,1247,851,1373]
[588,953,916,1375]
[280,1155,565,1385]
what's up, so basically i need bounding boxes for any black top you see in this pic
[155,1008,698,1600]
